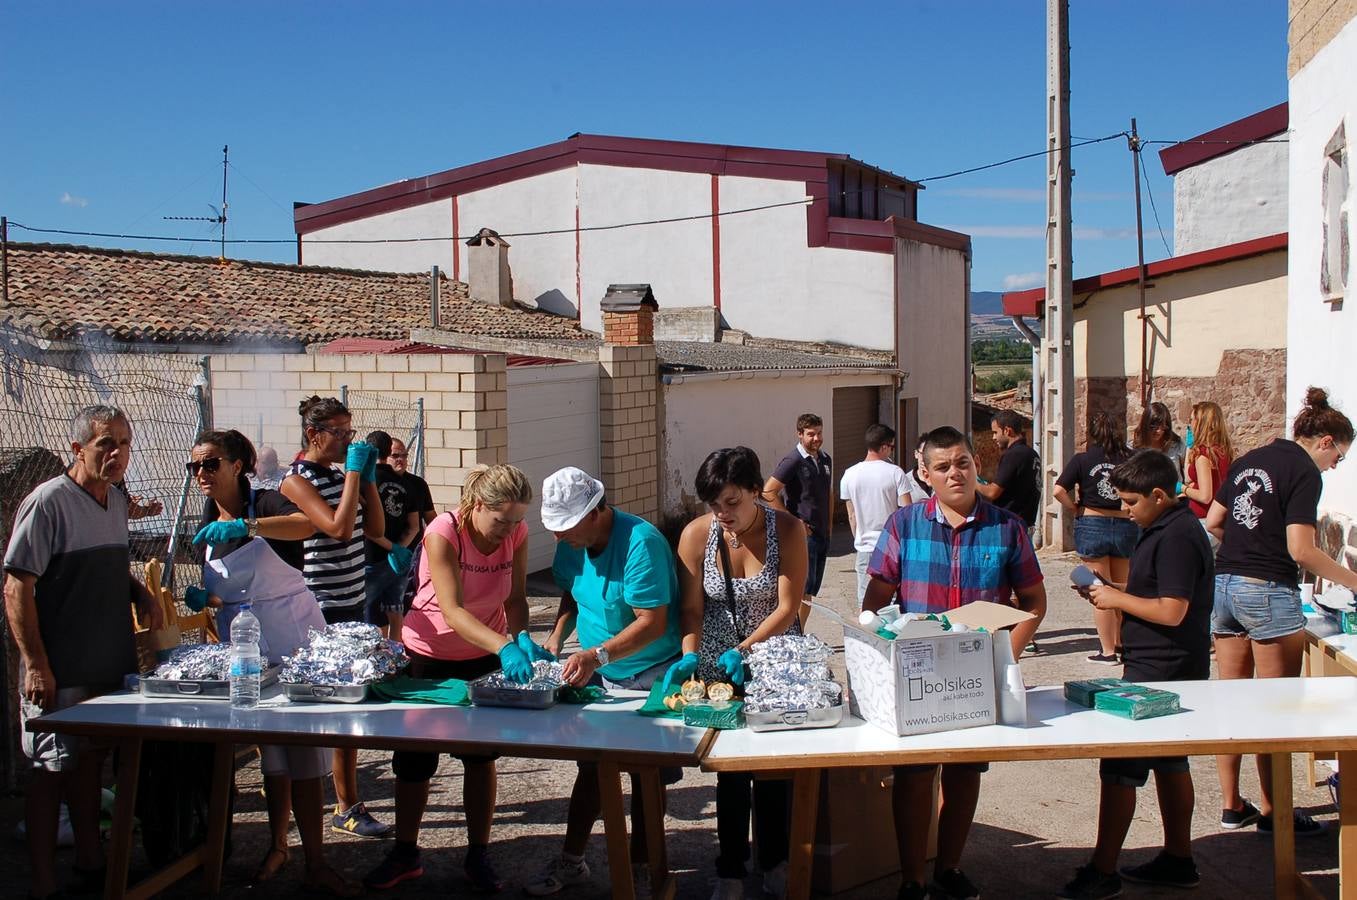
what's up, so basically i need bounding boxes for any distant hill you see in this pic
[970,291,1005,316]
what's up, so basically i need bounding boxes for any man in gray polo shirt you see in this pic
[4,405,163,899]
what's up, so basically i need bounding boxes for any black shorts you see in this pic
[1099,756,1190,787]
[391,653,502,783]
[321,603,366,626]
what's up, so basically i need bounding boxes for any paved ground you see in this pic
[2,534,1344,898]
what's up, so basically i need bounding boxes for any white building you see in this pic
[1286,1,1357,552]
[294,134,972,442]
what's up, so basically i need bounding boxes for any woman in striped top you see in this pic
[282,395,391,839]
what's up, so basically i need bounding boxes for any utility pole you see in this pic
[1129,120,1151,408]
[1041,0,1074,552]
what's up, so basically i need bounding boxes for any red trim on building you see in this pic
[711,175,722,312]
[1158,102,1288,176]
[296,235,303,266]
[1001,232,1289,318]
[819,216,973,255]
[450,195,460,282]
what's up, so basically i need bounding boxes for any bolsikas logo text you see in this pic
[907,675,985,701]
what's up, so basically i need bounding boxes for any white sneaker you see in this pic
[523,855,590,896]
[762,861,788,897]
[711,876,745,899]
[632,863,653,900]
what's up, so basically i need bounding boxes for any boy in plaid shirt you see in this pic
[864,426,1046,900]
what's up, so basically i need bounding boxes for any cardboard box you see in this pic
[810,767,939,894]
[845,601,1036,737]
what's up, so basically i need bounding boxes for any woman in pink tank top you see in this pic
[363,465,552,893]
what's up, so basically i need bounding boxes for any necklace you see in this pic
[723,511,761,549]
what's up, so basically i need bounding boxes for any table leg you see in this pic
[635,767,674,900]
[200,742,234,893]
[105,737,144,900]
[597,761,635,900]
[786,768,822,900]
[1271,752,1297,900]
[1340,750,1355,900]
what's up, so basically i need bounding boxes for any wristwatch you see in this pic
[246,516,258,539]
[592,645,610,667]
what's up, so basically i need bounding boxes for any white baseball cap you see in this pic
[540,467,606,532]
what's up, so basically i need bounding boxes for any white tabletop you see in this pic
[31,686,711,766]
[704,676,1357,771]
[1307,614,1357,673]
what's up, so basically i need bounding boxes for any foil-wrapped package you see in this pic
[152,644,233,680]
[476,660,565,690]
[743,634,842,714]
[280,623,408,685]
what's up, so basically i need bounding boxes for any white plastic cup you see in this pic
[1300,584,1315,605]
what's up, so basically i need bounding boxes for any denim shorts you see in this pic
[1073,515,1139,559]
[1212,574,1305,641]
[365,563,408,625]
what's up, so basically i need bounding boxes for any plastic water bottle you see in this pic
[229,603,262,709]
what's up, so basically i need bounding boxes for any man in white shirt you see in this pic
[839,424,911,602]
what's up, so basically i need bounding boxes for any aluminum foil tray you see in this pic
[745,702,844,732]
[141,665,280,699]
[469,677,562,709]
[283,681,369,704]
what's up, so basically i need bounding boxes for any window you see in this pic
[1322,123,1349,302]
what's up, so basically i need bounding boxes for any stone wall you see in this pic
[1075,348,1287,453]
[209,351,507,511]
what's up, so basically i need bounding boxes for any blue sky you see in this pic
[0,1,1287,293]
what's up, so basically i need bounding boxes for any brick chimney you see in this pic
[465,228,514,309]
[600,283,657,345]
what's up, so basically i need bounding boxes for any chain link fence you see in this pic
[0,327,209,789]
[341,385,425,476]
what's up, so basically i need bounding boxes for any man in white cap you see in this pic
[525,467,682,898]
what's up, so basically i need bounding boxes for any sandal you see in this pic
[302,865,361,898]
[251,847,290,884]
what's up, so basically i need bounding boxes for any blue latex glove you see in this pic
[497,640,534,684]
[345,441,373,474]
[387,544,414,574]
[516,630,555,662]
[717,647,747,686]
[1184,425,1195,449]
[658,652,700,696]
[184,586,209,613]
[362,446,378,484]
[192,518,248,546]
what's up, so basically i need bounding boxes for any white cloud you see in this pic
[1002,272,1045,291]
[59,192,88,208]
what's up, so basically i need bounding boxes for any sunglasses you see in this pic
[316,424,357,441]
[390,452,408,459]
[185,457,224,476]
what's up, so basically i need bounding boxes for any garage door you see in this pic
[507,362,601,574]
[832,386,878,519]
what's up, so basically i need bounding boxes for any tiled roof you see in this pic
[656,340,891,374]
[0,242,591,346]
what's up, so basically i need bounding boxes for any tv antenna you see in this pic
[164,145,229,260]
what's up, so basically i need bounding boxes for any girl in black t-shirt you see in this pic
[1135,401,1186,482]
[1207,387,1357,836]
[1054,412,1137,663]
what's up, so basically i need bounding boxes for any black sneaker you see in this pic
[464,845,504,893]
[1219,799,1261,829]
[898,882,930,900]
[1119,851,1199,888]
[1257,810,1328,836]
[1086,653,1120,665]
[931,867,980,900]
[1058,864,1122,900]
[364,847,423,890]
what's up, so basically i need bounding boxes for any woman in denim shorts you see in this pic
[1207,387,1357,836]
[1054,413,1138,664]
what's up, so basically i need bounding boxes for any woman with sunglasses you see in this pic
[669,447,806,899]
[1134,401,1187,482]
[1208,387,1357,837]
[281,395,390,839]
[185,429,357,895]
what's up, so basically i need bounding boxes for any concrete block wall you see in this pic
[208,352,508,511]
[598,344,658,521]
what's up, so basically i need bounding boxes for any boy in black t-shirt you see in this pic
[364,430,421,636]
[1059,450,1214,900]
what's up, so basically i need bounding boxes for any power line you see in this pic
[917,132,1127,182]
[1139,160,1172,257]
[1143,138,1289,146]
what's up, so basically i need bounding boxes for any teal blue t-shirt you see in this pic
[551,509,681,680]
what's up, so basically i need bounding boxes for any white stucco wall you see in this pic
[658,370,894,521]
[302,199,455,274]
[1074,250,1288,379]
[456,167,580,317]
[896,238,969,431]
[577,164,714,335]
[719,177,895,351]
[1173,140,1288,255]
[1288,14,1357,515]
